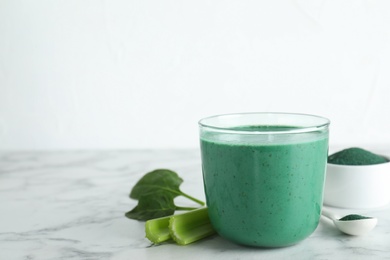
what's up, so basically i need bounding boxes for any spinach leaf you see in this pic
[126,169,205,221]
[130,169,183,199]
[125,191,176,220]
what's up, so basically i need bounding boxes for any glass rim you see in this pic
[198,112,330,135]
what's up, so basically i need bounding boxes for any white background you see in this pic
[1,0,389,150]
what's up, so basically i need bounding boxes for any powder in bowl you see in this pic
[328,147,388,165]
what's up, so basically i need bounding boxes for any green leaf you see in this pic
[125,191,176,221]
[130,169,183,200]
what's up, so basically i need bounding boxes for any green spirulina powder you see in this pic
[328,147,389,165]
[339,214,372,221]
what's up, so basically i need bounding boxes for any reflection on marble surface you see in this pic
[0,150,389,260]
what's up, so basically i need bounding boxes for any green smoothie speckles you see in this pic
[200,136,328,247]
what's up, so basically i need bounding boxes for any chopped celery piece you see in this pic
[145,215,171,244]
[169,207,216,245]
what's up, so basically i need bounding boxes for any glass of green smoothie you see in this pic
[199,112,330,247]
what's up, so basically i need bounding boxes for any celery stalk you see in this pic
[145,215,171,244]
[169,207,216,245]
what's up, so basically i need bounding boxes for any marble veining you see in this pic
[0,150,389,260]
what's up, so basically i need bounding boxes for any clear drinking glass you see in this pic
[199,112,330,247]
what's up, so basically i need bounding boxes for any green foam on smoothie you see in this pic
[328,147,388,165]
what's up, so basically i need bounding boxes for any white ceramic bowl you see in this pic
[324,160,390,209]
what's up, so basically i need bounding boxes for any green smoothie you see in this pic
[200,126,328,247]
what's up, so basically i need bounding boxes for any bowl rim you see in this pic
[327,150,390,167]
[327,159,390,169]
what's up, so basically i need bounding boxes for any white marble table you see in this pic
[1,150,390,260]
